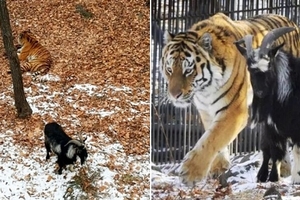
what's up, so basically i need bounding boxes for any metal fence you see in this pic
[151,0,300,165]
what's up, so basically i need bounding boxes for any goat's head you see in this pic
[235,27,295,71]
[65,138,88,165]
[234,27,295,99]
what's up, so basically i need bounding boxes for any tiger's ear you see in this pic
[199,33,212,51]
[164,31,175,45]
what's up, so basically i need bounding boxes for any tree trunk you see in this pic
[0,0,32,118]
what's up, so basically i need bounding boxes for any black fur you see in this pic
[44,122,88,174]
[236,40,300,183]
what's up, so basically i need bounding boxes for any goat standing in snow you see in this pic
[235,27,300,183]
[44,122,88,174]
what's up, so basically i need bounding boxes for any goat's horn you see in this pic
[234,35,254,58]
[243,35,254,58]
[78,132,87,143]
[260,27,296,56]
[235,38,244,43]
[65,140,83,147]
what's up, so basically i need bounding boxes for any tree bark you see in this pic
[0,0,32,118]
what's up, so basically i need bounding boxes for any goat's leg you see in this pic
[57,156,65,175]
[269,158,281,182]
[257,148,270,182]
[45,142,51,160]
[280,144,291,178]
[257,125,286,182]
[291,144,300,183]
[268,138,286,182]
[257,128,271,182]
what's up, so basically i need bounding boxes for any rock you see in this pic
[263,186,282,200]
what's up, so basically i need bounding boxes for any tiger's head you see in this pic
[18,30,38,46]
[160,31,224,108]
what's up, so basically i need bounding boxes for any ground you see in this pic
[0,0,149,199]
[152,152,300,200]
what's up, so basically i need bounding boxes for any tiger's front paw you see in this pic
[178,149,212,186]
[210,150,230,177]
[280,153,291,178]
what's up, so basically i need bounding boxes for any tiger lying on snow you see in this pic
[160,12,300,185]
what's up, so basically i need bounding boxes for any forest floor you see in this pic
[0,0,150,199]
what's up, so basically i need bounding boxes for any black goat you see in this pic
[44,122,88,174]
[235,27,300,183]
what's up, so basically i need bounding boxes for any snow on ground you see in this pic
[0,132,149,200]
[151,152,300,199]
[0,78,150,200]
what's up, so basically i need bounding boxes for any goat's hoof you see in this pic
[268,169,280,182]
[268,175,279,182]
[257,170,268,182]
[257,175,268,183]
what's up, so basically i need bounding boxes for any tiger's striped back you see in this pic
[191,13,300,56]
[17,30,52,76]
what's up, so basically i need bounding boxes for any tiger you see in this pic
[14,30,52,76]
[160,12,300,185]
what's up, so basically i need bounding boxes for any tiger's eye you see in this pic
[166,67,172,74]
[185,69,193,74]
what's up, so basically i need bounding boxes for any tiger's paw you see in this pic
[178,149,211,186]
[209,149,230,177]
[280,153,291,178]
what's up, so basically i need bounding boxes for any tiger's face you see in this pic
[18,30,37,46]
[161,31,221,108]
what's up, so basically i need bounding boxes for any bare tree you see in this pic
[0,0,32,118]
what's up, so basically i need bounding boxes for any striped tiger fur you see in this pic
[15,30,52,76]
[160,12,300,185]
